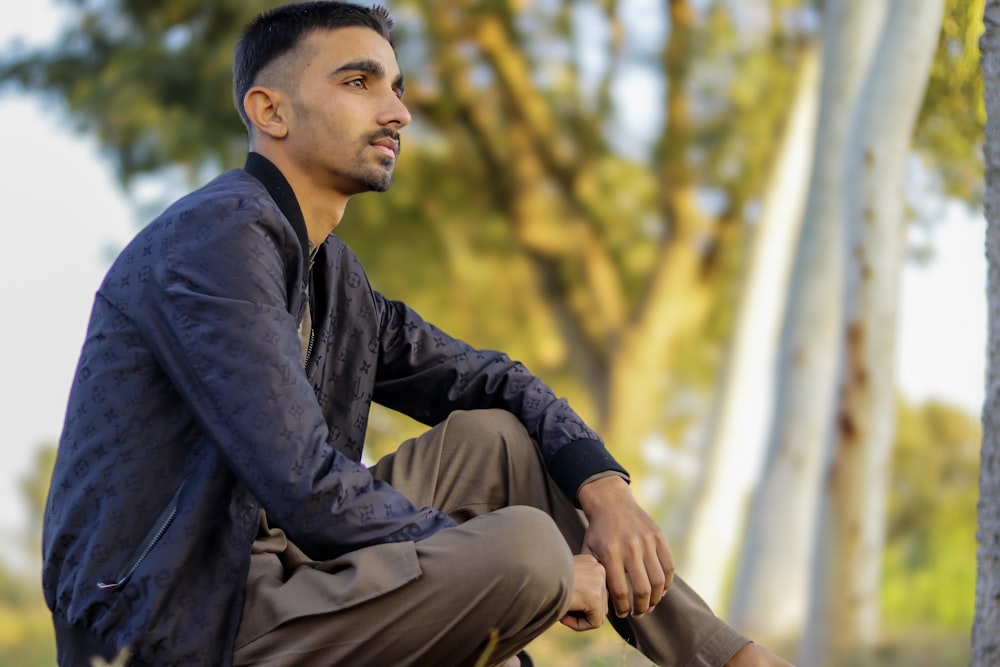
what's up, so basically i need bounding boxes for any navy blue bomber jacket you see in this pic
[42,153,628,666]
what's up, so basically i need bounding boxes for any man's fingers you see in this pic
[563,554,608,632]
[559,611,602,632]
[640,531,673,610]
[657,537,675,593]
[641,549,666,613]
[605,563,632,618]
[628,534,672,616]
[583,538,630,617]
[627,560,652,617]
[580,495,677,618]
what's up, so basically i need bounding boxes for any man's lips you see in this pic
[371,136,398,159]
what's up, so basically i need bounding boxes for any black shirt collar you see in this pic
[243,152,311,270]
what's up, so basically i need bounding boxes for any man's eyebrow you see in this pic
[332,58,406,95]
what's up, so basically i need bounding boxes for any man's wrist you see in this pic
[578,473,631,516]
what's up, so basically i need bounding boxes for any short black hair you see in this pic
[233,1,395,131]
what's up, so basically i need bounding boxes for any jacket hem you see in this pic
[53,614,151,667]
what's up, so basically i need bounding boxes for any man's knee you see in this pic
[481,506,574,608]
[443,409,537,460]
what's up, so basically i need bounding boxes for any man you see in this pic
[42,3,791,666]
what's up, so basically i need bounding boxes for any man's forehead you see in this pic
[304,26,400,76]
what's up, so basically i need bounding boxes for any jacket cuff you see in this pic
[548,439,630,508]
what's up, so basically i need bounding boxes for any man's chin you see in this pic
[363,167,394,193]
[352,160,394,193]
[365,176,393,193]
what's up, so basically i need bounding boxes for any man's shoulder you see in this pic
[104,169,296,287]
[159,168,276,223]
[132,169,295,255]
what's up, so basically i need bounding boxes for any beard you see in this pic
[355,129,400,192]
[358,159,394,192]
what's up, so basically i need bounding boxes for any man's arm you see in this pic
[372,296,629,503]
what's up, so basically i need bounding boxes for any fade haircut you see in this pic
[233,1,395,132]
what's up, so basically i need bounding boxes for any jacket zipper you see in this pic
[303,266,316,368]
[305,325,315,368]
[98,482,184,590]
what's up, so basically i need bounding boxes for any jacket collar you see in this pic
[243,152,311,271]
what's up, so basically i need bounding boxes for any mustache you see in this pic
[365,128,401,148]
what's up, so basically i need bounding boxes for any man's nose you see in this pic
[377,92,411,128]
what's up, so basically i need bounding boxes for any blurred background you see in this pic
[0,0,984,665]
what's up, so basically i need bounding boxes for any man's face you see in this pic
[283,27,410,195]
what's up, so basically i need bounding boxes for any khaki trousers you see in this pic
[233,410,748,666]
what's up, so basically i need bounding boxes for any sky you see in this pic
[0,2,988,570]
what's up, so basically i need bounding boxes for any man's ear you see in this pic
[244,86,289,139]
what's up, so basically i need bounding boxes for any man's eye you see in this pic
[347,79,366,89]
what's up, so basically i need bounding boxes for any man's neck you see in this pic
[289,178,349,246]
[252,148,350,246]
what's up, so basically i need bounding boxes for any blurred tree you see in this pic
[732,2,947,662]
[0,0,810,478]
[679,39,820,612]
[0,1,249,182]
[382,0,812,472]
[729,0,886,648]
[677,0,976,627]
[816,0,944,661]
[974,0,1000,664]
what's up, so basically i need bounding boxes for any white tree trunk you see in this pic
[679,43,820,614]
[973,1,1000,664]
[801,1,945,664]
[727,0,887,647]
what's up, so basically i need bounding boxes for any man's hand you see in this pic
[559,554,609,631]
[578,475,674,619]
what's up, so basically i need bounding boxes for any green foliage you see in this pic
[0,618,57,667]
[915,0,985,202]
[0,445,57,667]
[882,398,980,631]
[0,0,254,182]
